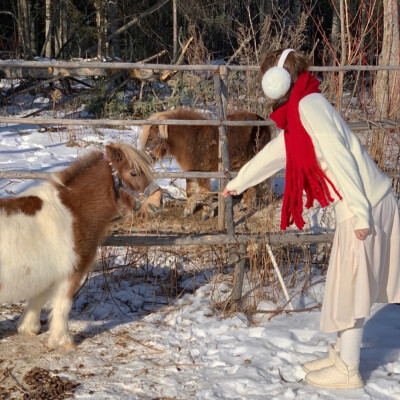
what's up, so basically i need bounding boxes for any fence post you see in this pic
[229,242,247,306]
[214,66,233,233]
[214,66,247,308]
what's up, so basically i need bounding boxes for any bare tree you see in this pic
[85,0,170,57]
[53,1,60,55]
[172,0,178,61]
[374,0,399,119]
[109,0,120,58]
[292,0,302,24]
[59,0,69,53]
[45,0,52,57]
[259,0,272,25]
[337,0,346,112]
[94,0,106,59]
[17,0,32,58]
[29,1,37,56]
[330,0,340,63]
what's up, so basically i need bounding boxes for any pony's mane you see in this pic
[116,143,154,183]
[54,150,104,187]
[141,109,210,148]
[53,145,153,188]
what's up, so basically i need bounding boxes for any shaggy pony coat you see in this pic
[141,109,273,219]
[0,143,161,349]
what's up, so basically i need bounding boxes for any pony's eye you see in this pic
[130,172,137,177]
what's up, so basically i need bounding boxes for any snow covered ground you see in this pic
[0,103,400,399]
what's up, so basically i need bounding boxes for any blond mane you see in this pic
[54,144,153,188]
[117,143,154,183]
[141,111,171,149]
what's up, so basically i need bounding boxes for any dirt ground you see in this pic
[0,196,281,399]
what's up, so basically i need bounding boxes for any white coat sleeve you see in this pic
[226,132,286,195]
[299,99,371,230]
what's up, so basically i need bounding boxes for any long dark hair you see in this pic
[258,49,311,110]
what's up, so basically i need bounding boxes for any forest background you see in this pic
[0,3,399,397]
[0,0,398,121]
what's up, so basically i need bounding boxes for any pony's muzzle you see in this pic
[146,190,165,215]
[135,187,164,216]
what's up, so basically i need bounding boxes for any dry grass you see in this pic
[3,12,398,320]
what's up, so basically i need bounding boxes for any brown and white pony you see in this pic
[141,108,272,220]
[0,142,162,349]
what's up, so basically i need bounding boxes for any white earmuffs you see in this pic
[261,49,295,99]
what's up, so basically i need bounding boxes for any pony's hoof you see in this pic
[19,330,40,337]
[183,210,191,218]
[18,322,41,336]
[63,342,77,350]
[47,334,74,350]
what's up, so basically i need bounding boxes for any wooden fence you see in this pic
[0,60,399,304]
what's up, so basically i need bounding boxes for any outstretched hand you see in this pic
[223,189,371,241]
[355,228,371,241]
[222,187,237,197]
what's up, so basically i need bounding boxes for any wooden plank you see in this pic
[0,116,275,127]
[0,116,394,132]
[102,233,335,247]
[0,60,399,73]
[0,171,239,180]
[0,61,221,74]
[1,170,399,180]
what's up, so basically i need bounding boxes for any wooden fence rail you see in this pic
[102,233,335,247]
[0,117,396,130]
[0,116,274,127]
[1,60,399,80]
[1,170,399,181]
[0,61,399,306]
[0,59,399,72]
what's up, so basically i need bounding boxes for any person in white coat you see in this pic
[222,48,400,389]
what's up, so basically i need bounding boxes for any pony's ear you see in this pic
[159,124,168,139]
[106,143,125,165]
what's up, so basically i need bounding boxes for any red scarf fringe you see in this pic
[270,72,342,230]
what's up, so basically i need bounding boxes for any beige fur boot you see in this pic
[302,344,337,373]
[305,349,364,389]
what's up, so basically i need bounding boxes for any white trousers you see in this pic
[335,318,365,366]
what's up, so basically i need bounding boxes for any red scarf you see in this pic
[270,71,342,230]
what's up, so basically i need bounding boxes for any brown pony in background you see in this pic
[141,108,273,220]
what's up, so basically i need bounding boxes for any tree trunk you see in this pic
[371,0,399,168]
[330,0,340,64]
[109,0,120,58]
[337,0,346,112]
[172,0,178,61]
[18,0,31,58]
[259,0,272,24]
[45,0,52,58]
[59,0,68,58]
[374,0,399,119]
[94,0,104,59]
[53,0,60,56]
[292,0,302,25]
[29,1,37,56]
